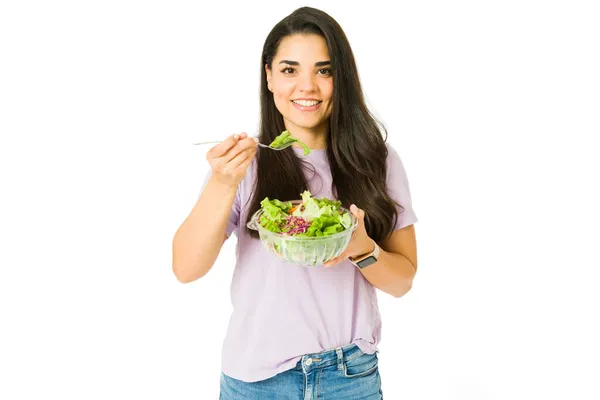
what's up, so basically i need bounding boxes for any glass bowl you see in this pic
[246,200,358,266]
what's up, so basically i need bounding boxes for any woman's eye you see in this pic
[318,68,332,75]
[281,67,295,74]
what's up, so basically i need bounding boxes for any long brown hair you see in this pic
[246,6,403,243]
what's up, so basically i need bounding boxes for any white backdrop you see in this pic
[1,1,599,399]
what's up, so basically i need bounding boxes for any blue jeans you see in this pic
[220,344,383,399]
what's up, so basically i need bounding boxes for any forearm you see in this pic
[172,177,237,282]
[358,247,416,298]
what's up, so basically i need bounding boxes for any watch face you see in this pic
[357,256,377,269]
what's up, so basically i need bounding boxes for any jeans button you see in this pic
[305,358,313,366]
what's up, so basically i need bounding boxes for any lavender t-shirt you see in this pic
[200,142,417,383]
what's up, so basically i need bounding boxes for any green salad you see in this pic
[269,130,311,156]
[259,190,352,236]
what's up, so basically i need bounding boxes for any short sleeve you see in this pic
[386,143,418,231]
[198,170,241,238]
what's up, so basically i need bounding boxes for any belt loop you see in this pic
[336,347,344,370]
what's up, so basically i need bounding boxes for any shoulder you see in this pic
[385,141,399,160]
[382,140,418,227]
[384,141,408,176]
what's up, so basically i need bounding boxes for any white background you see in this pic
[1,0,599,399]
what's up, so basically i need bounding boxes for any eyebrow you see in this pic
[278,60,331,67]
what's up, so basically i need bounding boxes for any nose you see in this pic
[298,72,317,93]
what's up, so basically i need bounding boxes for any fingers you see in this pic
[207,134,239,158]
[350,204,365,219]
[323,254,344,268]
[228,145,257,171]
[233,149,256,174]
[204,132,258,187]
[222,136,258,163]
[207,133,248,158]
[350,204,366,228]
[324,205,367,268]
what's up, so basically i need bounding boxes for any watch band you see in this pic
[349,239,380,269]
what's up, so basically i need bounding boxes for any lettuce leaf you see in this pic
[269,130,311,156]
[259,197,292,232]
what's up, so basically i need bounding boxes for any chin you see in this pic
[284,117,329,131]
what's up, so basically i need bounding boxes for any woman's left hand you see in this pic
[323,204,375,268]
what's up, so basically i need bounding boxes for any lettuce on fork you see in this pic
[268,130,311,155]
[259,190,352,236]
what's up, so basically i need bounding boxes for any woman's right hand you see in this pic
[206,132,258,188]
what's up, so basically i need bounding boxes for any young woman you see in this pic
[172,6,418,399]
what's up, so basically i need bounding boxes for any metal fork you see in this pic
[192,138,295,151]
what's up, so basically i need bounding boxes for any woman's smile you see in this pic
[291,99,323,111]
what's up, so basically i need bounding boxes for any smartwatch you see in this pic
[349,240,380,269]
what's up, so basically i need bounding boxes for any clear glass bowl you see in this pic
[247,200,358,266]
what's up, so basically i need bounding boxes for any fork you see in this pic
[192,138,295,151]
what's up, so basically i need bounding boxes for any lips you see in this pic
[292,99,322,106]
[291,99,323,111]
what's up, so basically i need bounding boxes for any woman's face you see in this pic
[266,34,333,135]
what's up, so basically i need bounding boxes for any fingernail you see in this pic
[253,137,260,143]
[233,134,240,140]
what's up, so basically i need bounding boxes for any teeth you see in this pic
[293,100,321,107]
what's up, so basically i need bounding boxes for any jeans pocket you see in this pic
[343,352,379,378]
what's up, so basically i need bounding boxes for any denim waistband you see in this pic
[293,343,368,373]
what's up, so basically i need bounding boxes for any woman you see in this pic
[172,6,418,399]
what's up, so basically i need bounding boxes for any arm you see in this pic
[324,205,417,298]
[356,224,417,298]
[359,143,418,297]
[171,177,237,283]
[171,133,257,283]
